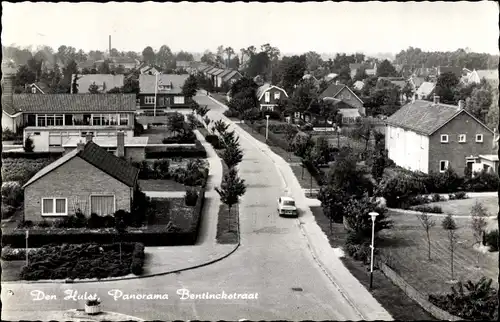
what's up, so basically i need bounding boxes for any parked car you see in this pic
[277,196,298,217]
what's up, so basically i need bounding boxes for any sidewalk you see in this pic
[218,111,393,321]
[2,309,145,321]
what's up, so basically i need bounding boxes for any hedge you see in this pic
[1,151,64,159]
[303,160,326,186]
[145,140,207,158]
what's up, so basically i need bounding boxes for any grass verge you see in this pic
[309,206,437,321]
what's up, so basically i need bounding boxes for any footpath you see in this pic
[2,309,145,321]
[207,95,393,321]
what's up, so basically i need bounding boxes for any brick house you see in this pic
[13,93,137,152]
[256,84,288,111]
[22,141,139,222]
[385,96,497,174]
[72,74,125,93]
[318,82,365,124]
[138,74,191,109]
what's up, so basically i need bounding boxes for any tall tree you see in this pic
[201,51,216,65]
[441,214,458,281]
[246,51,270,78]
[470,201,488,266]
[353,67,368,82]
[110,48,119,57]
[435,72,460,104]
[305,51,323,72]
[465,86,493,122]
[156,45,175,69]
[376,59,398,77]
[280,55,307,95]
[182,75,199,98]
[88,82,100,94]
[98,60,111,74]
[216,168,246,232]
[176,50,194,62]
[486,87,499,130]
[224,47,235,68]
[62,60,78,86]
[142,46,156,64]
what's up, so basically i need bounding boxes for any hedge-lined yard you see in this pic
[1,158,55,184]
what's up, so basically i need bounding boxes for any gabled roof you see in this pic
[437,66,462,78]
[222,70,242,81]
[386,100,494,136]
[214,69,226,76]
[29,82,50,94]
[23,141,139,188]
[8,94,137,113]
[206,68,222,75]
[139,74,189,94]
[219,69,233,78]
[339,109,361,118]
[476,69,499,81]
[199,65,212,72]
[416,82,436,97]
[319,83,364,105]
[379,77,407,88]
[410,76,425,88]
[256,83,289,100]
[73,74,125,93]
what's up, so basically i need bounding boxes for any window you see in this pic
[64,114,74,126]
[90,195,115,216]
[81,131,94,137]
[42,198,67,216]
[106,147,117,153]
[109,114,118,125]
[439,160,449,173]
[145,96,156,104]
[294,112,301,119]
[92,114,105,126]
[49,133,62,147]
[46,115,55,126]
[102,114,110,126]
[31,87,36,94]
[458,134,466,143]
[274,92,281,100]
[440,134,449,143]
[264,92,270,103]
[475,134,483,142]
[55,115,63,126]
[174,96,185,104]
[119,114,129,126]
[33,132,41,136]
[36,115,46,127]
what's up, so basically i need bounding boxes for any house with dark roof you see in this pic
[1,84,137,152]
[437,66,462,79]
[256,83,288,111]
[385,96,496,174]
[176,61,191,70]
[318,81,365,124]
[22,140,139,223]
[138,74,190,109]
[72,74,125,94]
[26,82,50,94]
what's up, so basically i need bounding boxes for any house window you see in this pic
[265,92,270,103]
[475,134,483,142]
[36,115,46,127]
[294,112,301,119]
[274,92,281,100]
[42,198,67,216]
[440,134,449,143]
[31,87,37,94]
[109,114,118,125]
[174,96,185,104]
[145,96,156,105]
[92,114,106,126]
[90,195,115,216]
[458,134,466,143]
[106,147,117,153]
[33,132,41,136]
[119,114,129,126]
[49,133,62,147]
[55,115,64,126]
[439,160,449,173]
[81,131,94,137]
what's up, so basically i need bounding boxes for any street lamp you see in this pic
[368,211,379,290]
[265,114,270,141]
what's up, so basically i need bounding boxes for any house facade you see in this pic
[23,141,139,222]
[385,97,496,174]
[318,82,365,124]
[72,74,125,93]
[256,84,288,111]
[415,82,436,100]
[12,94,137,152]
[138,74,190,109]
[2,73,23,132]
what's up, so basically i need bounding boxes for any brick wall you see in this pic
[428,111,495,174]
[24,156,132,222]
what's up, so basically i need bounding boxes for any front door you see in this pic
[466,161,474,177]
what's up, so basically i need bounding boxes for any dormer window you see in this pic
[440,134,449,143]
[458,134,466,143]
[475,134,483,143]
[31,87,37,94]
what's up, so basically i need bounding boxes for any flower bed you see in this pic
[18,242,145,280]
[145,140,207,158]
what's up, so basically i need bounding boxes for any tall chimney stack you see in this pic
[85,133,93,143]
[458,100,465,110]
[109,35,112,56]
[116,131,125,158]
[433,95,440,105]
[77,140,85,152]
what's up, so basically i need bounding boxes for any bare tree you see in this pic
[416,212,436,261]
[470,200,489,267]
[442,214,458,281]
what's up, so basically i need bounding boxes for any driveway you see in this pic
[1,92,391,321]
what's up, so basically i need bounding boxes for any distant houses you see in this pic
[319,81,365,124]
[195,63,242,91]
[255,84,288,111]
[72,74,125,93]
[137,74,190,109]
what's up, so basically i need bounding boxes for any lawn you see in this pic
[136,113,177,125]
[378,210,498,298]
[210,92,228,106]
[309,206,436,321]
[149,197,197,231]
[138,179,187,192]
[139,126,172,144]
[1,259,25,281]
[426,196,499,221]
[290,164,322,191]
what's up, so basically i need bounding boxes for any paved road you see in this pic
[1,93,387,321]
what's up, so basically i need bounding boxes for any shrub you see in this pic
[454,191,467,199]
[343,194,393,240]
[465,170,499,192]
[185,188,199,206]
[413,205,443,213]
[205,134,221,149]
[426,168,464,193]
[2,128,18,141]
[377,172,426,208]
[406,195,429,207]
[485,230,498,252]
[1,204,17,219]
[17,220,33,228]
[431,193,442,202]
[1,246,37,261]
[428,277,497,321]
[344,234,374,264]
[23,136,35,152]
[130,243,145,275]
[162,131,196,144]
[145,141,207,158]
[36,220,50,228]
[53,213,88,228]
[152,159,170,179]
[268,123,299,134]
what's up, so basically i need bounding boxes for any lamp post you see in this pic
[265,114,270,142]
[368,211,379,290]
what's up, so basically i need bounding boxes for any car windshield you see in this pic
[283,200,295,206]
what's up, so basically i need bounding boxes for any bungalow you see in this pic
[2,72,23,132]
[318,82,365,124]
[437,66,462,79]
[22,140,139,222]
[26,82,50,94]
[72,74,125,93]
[256,84,288,111]
[62,131,148,162]
[409,76,425,91]
[415,82,436,100]
[176,60,191,71]
[77,60,97,72]
[385,96,497,174]
[138,74,190,109]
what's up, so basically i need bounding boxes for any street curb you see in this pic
[207,94,229,111]
[388,207,497,218]
[2,243,240,285]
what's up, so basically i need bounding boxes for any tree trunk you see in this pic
[301,165,304,179]
[426,230,431,261]
[337,132,340,148]
[228,205,232,233]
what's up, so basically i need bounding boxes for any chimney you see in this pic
[116,131,125,157]
[335,80,340,85]
[412,94,416,103]
[433,95,440,104]
[1,74,15,108]
[109,35,112,55]
[77,140,85,151]
[85,133,93,143]
[458,100,465,110]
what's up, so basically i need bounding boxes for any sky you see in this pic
[2,1,499,56]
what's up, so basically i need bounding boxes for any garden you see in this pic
[2,242,145,281]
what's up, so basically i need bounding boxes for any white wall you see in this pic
[2,112,21,132]
[385,125,429,173]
